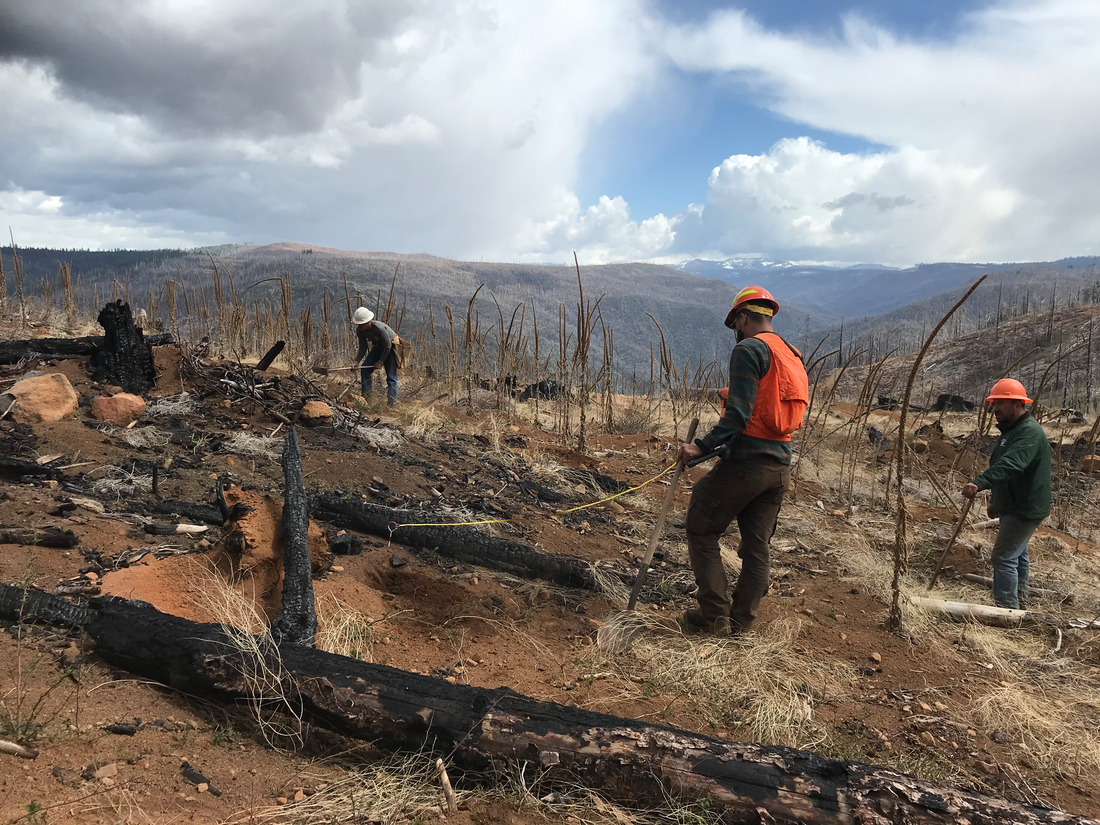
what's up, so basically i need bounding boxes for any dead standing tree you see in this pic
[887,275,987,632]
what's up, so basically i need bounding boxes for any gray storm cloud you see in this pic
[0,1,414,137]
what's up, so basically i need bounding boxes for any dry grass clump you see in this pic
[315,596,378,662]
[222,431,282,461]
[595,613,846,748]
[91,465,153,499]
[354,424,404,450]
[145,393,195,418]
[99,424,172,449]
[970,683,1100,778]
[192,568,304,749]
[237,753,448,825]
[405,404,444,443]
[588,563,630,609]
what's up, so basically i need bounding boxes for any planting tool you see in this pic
[928,495,974,589]
[312,364,363,376]
[626,417,698,611]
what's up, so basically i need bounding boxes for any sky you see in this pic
[1,0,1098,267]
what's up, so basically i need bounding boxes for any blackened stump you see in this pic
[271,427,317,647]
[89,300,157,393]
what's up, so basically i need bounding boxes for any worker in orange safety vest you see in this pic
[676,286,809,636]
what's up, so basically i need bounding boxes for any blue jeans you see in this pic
[990,514,1041,609]
[361,345,398,405]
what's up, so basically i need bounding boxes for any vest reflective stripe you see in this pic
[743,332,810,442]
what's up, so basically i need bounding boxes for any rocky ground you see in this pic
[2,337,1100,824]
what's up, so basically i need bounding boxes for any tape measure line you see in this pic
[385,462,679,542]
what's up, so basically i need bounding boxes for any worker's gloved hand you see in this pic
[676,442,703,464]
[960,482,979,499]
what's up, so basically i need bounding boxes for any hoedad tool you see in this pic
[626,418,698,611]
[928,495,974,589]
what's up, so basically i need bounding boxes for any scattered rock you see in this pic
[300,400,332,427]
[197,783,209,794]
[912,439,929,454]
[294,790,306,802]
[391,554,407,568]
[977,761,999,776]
[1080,455,1100,473]
[91,392,146,425]
[329,532,364,555]
[94,762,119,779]
[7,373,79,423]
[870,652,882,664]
[919,731,935,746]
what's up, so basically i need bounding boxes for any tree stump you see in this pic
[89,300,157,393]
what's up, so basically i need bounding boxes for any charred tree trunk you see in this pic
[0,585,1091,825]
[255,340,286,372]
[89,300,157,393]
[0,332,172,365]
[311,495,594,588]
[271,427,316,647]
[148,499,226,526]
[0,527,79,548]
[0,457,66,482]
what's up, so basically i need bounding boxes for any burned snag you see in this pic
[89,300,157,393]
[271,427,316,647]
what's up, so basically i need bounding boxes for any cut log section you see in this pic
[311,495,594,588]
[0,527,79,548]
[0,332,172,365]
[0,584,1092,825]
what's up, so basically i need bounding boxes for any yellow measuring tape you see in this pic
[386,462,678,542]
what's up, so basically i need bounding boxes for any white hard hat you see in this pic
[352,307,374,324]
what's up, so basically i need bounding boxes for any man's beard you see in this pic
[735,328,746,342]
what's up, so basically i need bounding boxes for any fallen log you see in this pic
[312,494,594,588]
[148,499,225,526]
[0,332,172,365]
[0,456,65,482]
[272,427,316,647]
[0,585,1092,825]
[961,573,1073,604]
[0,526,79,548]
[909,595,1069,628]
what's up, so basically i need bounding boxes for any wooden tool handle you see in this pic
[627,418,699,611]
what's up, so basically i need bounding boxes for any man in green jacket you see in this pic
[961,379,1051,609]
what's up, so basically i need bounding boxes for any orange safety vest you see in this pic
[742,332,809,442]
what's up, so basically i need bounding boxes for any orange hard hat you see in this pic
[724,285,779,329]
[986,378,1032,403]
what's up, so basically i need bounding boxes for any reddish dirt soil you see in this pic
[2,348,1099,822]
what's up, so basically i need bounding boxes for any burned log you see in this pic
[0,332,172,365]
[311,495,594,588]
[271,427,316,647]
[88,300,157,393]
[148,498,226,526]
[0,527,79,548]
[0,456,65,482]
[0,585,1092,825]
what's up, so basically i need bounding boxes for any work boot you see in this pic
[681,609,731,638]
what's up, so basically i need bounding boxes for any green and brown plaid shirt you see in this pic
[696,336,793,465]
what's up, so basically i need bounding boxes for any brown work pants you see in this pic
[686,456,790,630]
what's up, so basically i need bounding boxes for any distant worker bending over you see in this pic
[960,379,1051,610]
[676,286,809,636]
[353,307,398,406]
